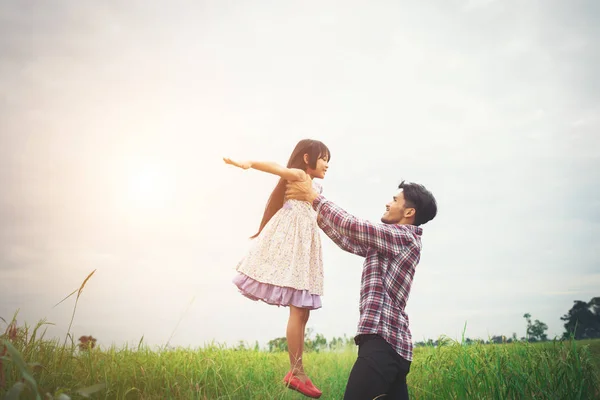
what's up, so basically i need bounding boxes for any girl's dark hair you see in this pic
[250,139,331,239]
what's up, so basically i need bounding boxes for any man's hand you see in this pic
[285,178,318,203]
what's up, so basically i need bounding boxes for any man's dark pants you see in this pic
[343,334,411,400]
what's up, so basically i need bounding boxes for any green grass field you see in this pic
[1,319,599,400]
[2,274,599,399]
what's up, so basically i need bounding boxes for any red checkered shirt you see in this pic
[313,195,423,362]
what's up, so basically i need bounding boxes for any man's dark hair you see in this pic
[398,180,437,226]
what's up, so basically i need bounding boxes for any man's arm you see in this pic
[317,216,368,257]
[284,179,416,255]
[314,196,415,256]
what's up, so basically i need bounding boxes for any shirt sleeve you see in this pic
[313,195,415,256]
[317,217,368,257]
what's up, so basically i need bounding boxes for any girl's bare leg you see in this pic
[287,305,310,381]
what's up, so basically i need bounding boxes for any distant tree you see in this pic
[436,336,453,347]
[310,333,328,352]
[327,334,356,350]
[489,335,505,344]
[329,336,340,349]
[414,339,436,347]
[77,335,97,351]
[304,328,328,352]
[561,297,600,340]
[233,340,251,351]
[346,334,354,346]
[268,328,334,353]
[523,313,548,342]
[267,337,288,352]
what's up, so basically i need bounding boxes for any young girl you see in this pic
[224,139,330,399]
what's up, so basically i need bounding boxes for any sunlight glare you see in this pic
[123,163,174,211]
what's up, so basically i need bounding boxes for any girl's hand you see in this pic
[223,157,252,170]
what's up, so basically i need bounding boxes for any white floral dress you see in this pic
[232,180,324,309]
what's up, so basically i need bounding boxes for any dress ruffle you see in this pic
[233,273,322,310]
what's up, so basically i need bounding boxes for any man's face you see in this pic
[381,190,414,224]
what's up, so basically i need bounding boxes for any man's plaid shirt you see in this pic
[313,195,423,362]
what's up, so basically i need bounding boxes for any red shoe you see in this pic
[304,377,323,397]
[283,371,322,398]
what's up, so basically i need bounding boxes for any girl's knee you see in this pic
[290,306,303,317]
[290,306,310,320]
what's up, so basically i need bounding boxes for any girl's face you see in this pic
[305,154,329,179]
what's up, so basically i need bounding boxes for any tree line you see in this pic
[258,296,600,352]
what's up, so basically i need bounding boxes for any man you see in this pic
[285,178,437,399]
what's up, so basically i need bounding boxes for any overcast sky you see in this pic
[1,0,599,350]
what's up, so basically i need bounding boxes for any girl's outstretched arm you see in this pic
[223,158,306,182]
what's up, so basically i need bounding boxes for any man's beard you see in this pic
[381,209,403,224]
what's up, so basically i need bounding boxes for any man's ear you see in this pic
[303,153,309,165]
[405,208,416,218]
